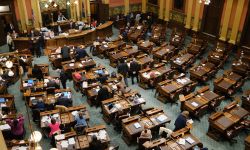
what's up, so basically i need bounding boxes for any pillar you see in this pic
[70,0,76,20]
[75,0,80,21]
[0,131,7,150]
[79,0,83,20]
[125,0,130,15]
[142,0,146,13]
[158,0,164,19]
[30,0,42,28]
[164,0,171,21]
[103,0,109,4]
[229,0,245,44]
[192,0,201,31]
[219,0,233,41]
[185,0,194,29]
[17,0,29,31]
[86,0,91,23]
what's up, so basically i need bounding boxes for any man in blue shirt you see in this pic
[75,112,87,127]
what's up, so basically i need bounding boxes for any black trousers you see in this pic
[131,73,139,84]
[61,81,66,89]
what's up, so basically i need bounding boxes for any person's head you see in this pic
[144,124,149,132]
[13,119,18,127]
[181,111,189,118]
[78,112,83,119]
[92,135,98,141]
[51,118,56,125]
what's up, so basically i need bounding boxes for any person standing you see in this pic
[7,32,13,52]
[117,59,129,86]
[129,58,140,84]
[60,70,68,89]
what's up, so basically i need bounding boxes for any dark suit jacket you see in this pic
[56,97,72,107]
[75,48,87,60]
[129,61,140,73]
[61,46,70,59]
[32,68,43,80]
[89,140,103,150]
[118,63,129,76]
[174,114,187,131]
[97,87,110,102]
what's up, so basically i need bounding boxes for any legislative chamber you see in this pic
[0,0,249,150]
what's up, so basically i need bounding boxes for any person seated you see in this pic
[56,93,72,107]
[32,64,43,80]
[174,111,189,131]
[75,45,87,60]
[46,77,59,88]
[75,112,87,127]
[139,125,152,140]
[89,135,103,150]
[96,85,111,106]
[48,118,61,137]
[159,127,173,138]
[6,114,25,140]
[57,12,67,22]
[35,99,45,111]
[61,45,70,61]
[55,105,69,113]
[98,73,108,84]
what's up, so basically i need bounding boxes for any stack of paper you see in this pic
[178,138,185,145]
[0,124,11,130]
[186,137,195,144]
[156,114,168,122]
[134,122,141,129]
[191,102,198,107]
[98,130,107,140]
[55,134,65,141]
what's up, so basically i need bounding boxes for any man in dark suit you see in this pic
[117,59,129,86]
[61,46,70,61]
[32,65,43,81]
[60,70,68,89]
[75,46,87,61]
[96,86,111,105]
[56,93,72,107]
[174,111,189,131]
[129,58,140,84]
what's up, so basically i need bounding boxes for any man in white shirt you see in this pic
[6,32,13,51]
[57,13,67,22]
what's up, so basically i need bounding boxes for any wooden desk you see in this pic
[98,40,126,57]
[207,45,229,68]
[21,78,44,92]
[181,88,223,118]
[207,103,249,141]
[152,45,176,61]
[150,24,166,45]
[245,135,250,150]
[232,61,250,77]
[138,40,154,53]
[128,25,146,42]
[214,71,244,96]
[242,90,250,111]
[190,61,216,82]
[27,64,49,78]
[157,77,196,103]
[139,65,173,89]
[136,54,154,69]
[170,31,184,48]
[0,94,15,114]
[143,138,166,150]
[171,53,194,71]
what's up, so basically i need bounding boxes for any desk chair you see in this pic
[137,137,151,150]
[74,124,86,135]
[46,87,55,94]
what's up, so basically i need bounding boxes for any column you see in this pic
[219,0,233,41]
[79,0,83,20]
[158,0,164,19]
[229,0,245,44]
[0,131,7,150]
[142,0,146,13]
[70,0,76,20]
[192,0,201,31]
[30,0,43,28]
[17,0,29,31]
[86,0,91,23]
[185,0,194,29]
[164,0,171,21]
[125,0,130,15]
[75,0,80,21]
[103,0,109,4]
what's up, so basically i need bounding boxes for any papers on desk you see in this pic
[177,78,190,85]
[156,114,168,122]
[71,111,79,117]
[134,122,141,129]
[187,119,194,124]
[55,134,65,141]
[191,102,198,107]
[88,130,107,140]
[69,63,74,67]
[0,124,11,130]
[11,146,28,150]
[214,55,219,58]
[142,72,150,79]
[56,137,76,150]
[137,26,142,29]
[136,98,146,103]
[0,103,7,107]
[178,138,185,145]
[82,81,88,88]
[185,137,195,144]
[104,44,108,48]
